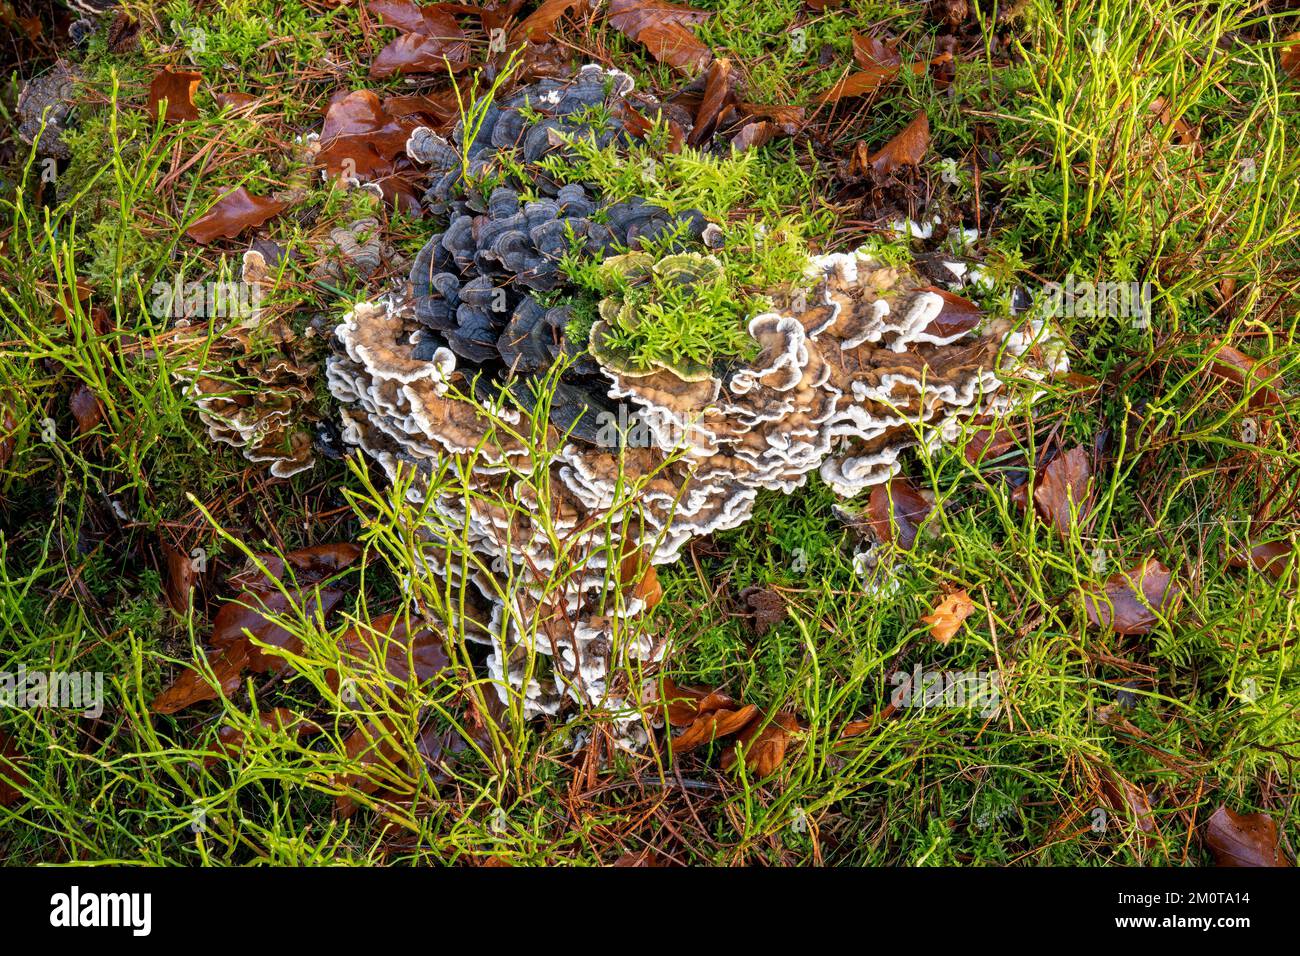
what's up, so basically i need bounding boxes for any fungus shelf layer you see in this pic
[327,67,1067,737]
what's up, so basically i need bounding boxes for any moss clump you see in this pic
[580,251,755,379]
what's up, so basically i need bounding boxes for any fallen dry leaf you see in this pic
[855,111,930,178]
[151,544,362,713]
[370,31,471,79]
[1207,342,1284,413]
[1280,33,1300,80]
[1148,96,1197,147]
[731,120,779,151]
[866,478,931,550]
[162,541,197,615]
[921,588,974,644]
[205,707,314,766]
[213,91,260,112]
[0,403,16,470]
[150,642,250,715]
[817,53,950,105]
[187,186,287,245]
[1228,538,1295,579]
[1033,446,1094,537]
[661,678,738,727]
[607,0,713,74]
[922,287,982,338]
[963,418,1021,465]
[1101,771,1157,834]
[328,612,449,693]
[369,0,463,35]
[851,32,900,70]
[148,67,201,123]
[689,57,735,146]
[1205,806,1289,867]
[318,90,423,181]
[1081,558,1178,635]
[661,678,758,751]
[672,702,759,751]
[0,731,28,807]
[721,710,798,776]
[68,385,103,435]
[512,0,586,42]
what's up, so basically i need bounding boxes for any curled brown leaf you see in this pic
[1033,446,1094,537]
[607,0,713,74]
[866,478,931,550]
[187,186,287,245]
[1081,558,1178,635]
[148,67,201,123]
[920,588,975,644]
[1205,806,1289,867]
[854,110,929,178]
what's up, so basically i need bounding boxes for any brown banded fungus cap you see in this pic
[327,68,1068,736]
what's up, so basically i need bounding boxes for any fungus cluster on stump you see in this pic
[326,67,1067,739]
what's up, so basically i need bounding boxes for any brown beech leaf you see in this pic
[618,545,663,608]
[230,542,364,593]
[731,120,779,151]
[722,711,798,776]
[920,287,981,338]
[858,111,930,177]
[1283,33,1300,79]
[963,419,1020,465]
[1081,558,1177,635]
[150,642,251,714]
[151,544,361,713]
[816,54,949,104]
[1101,771,1157,834]
[661,678,739,727]
[205,707,314,766]
[319,90,422,179]
[867,478,931,550]
[328,612,449,692]
[148,67,201,123]
[689,56,735,146]
[851,32,900,70]
[1033,446,1093,536]
[68,384,103,435]
[737,101,805,132]
[607,0,713,74]
[369,0,463,36]
[162,541,197,614]
[1148,96,1197,147]
[213,91,260,112]
[334,715,404,814]
[1205,806,1289,867]
[382,92,459,124]
[921,588,974,644]
[634,564,663,608]
[1207,342,1284,413]
[187,186,287,245]
[0,731,28,807]
[370,31,471,78]
[0,403,17,470]
[671,702,759,751]
[1228,538,1295,579]
[51,278,92,324]
[739,586,786,636]
[512,0,586,42]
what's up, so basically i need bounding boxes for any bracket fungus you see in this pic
[175,249,317,479]
[326,67,1067,740]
